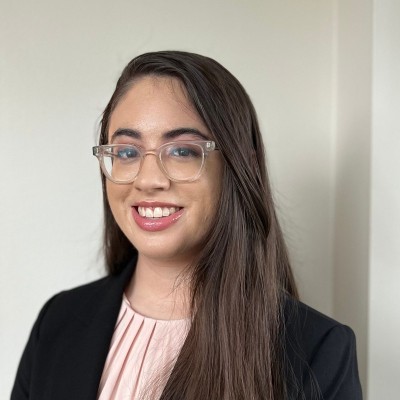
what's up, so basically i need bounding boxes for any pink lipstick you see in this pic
[132,203,184,232]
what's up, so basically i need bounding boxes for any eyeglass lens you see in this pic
[102,143,205,182]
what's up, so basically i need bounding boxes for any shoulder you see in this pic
[11,262,136,400]
[34,260,136,336]
[28,276,111,341]
[285,299,356,356]
[284,298,363,399]
[44,275,114,313]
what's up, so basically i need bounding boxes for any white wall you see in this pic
[3,0,391,397]
[333,1,400,397]
[333,0,372,389]
[368,0,400,397]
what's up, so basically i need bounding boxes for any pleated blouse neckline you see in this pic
[97,295,190,400]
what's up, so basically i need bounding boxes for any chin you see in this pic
[134,243,196,266]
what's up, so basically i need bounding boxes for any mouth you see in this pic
[132,205,184,232]
[135,206,182,219]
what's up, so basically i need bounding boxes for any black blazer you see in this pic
[11,259,362,399]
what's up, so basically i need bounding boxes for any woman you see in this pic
[11,51,362,399]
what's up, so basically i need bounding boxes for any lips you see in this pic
[132,203,183,231]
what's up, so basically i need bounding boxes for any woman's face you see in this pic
[106,76,223,266]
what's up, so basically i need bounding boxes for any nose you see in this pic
[133,152,171,192]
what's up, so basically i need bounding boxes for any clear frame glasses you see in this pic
[92,140,217,184]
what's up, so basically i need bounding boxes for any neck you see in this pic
[125,255,191,320]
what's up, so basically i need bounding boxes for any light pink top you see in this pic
[97,295,190,400]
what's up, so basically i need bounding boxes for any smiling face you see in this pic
[106,76,223,267]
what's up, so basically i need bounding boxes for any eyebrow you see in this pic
[110,127,210,142]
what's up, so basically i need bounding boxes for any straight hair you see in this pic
[98,51,298,399]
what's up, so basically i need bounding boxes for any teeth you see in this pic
[153,207,162,218]
[138,206,180,218]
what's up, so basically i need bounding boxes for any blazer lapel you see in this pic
[47,259,136,400]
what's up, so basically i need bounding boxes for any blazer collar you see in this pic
[57,257,136,399]
[72,258,136,325]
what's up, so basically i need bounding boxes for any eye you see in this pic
[168,144,202,159]
[115,145,141,160]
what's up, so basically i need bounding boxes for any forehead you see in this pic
[108,76,209,142]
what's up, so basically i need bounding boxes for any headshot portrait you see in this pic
[2,1,399,399]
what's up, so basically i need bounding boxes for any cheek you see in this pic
[106,182,129,213]
[203,182,222,225]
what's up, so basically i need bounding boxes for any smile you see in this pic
[132,205,184,232]
[137,206,181,219]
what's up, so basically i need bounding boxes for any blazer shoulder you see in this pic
[284,298,363,399]
[11,276,114,400]
[285,299,354,348]
[40,260,136,326]
[49,274,112,308]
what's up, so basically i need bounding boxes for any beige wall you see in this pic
[1,1,399,398]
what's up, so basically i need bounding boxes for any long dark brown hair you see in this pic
[98,51,298,399]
